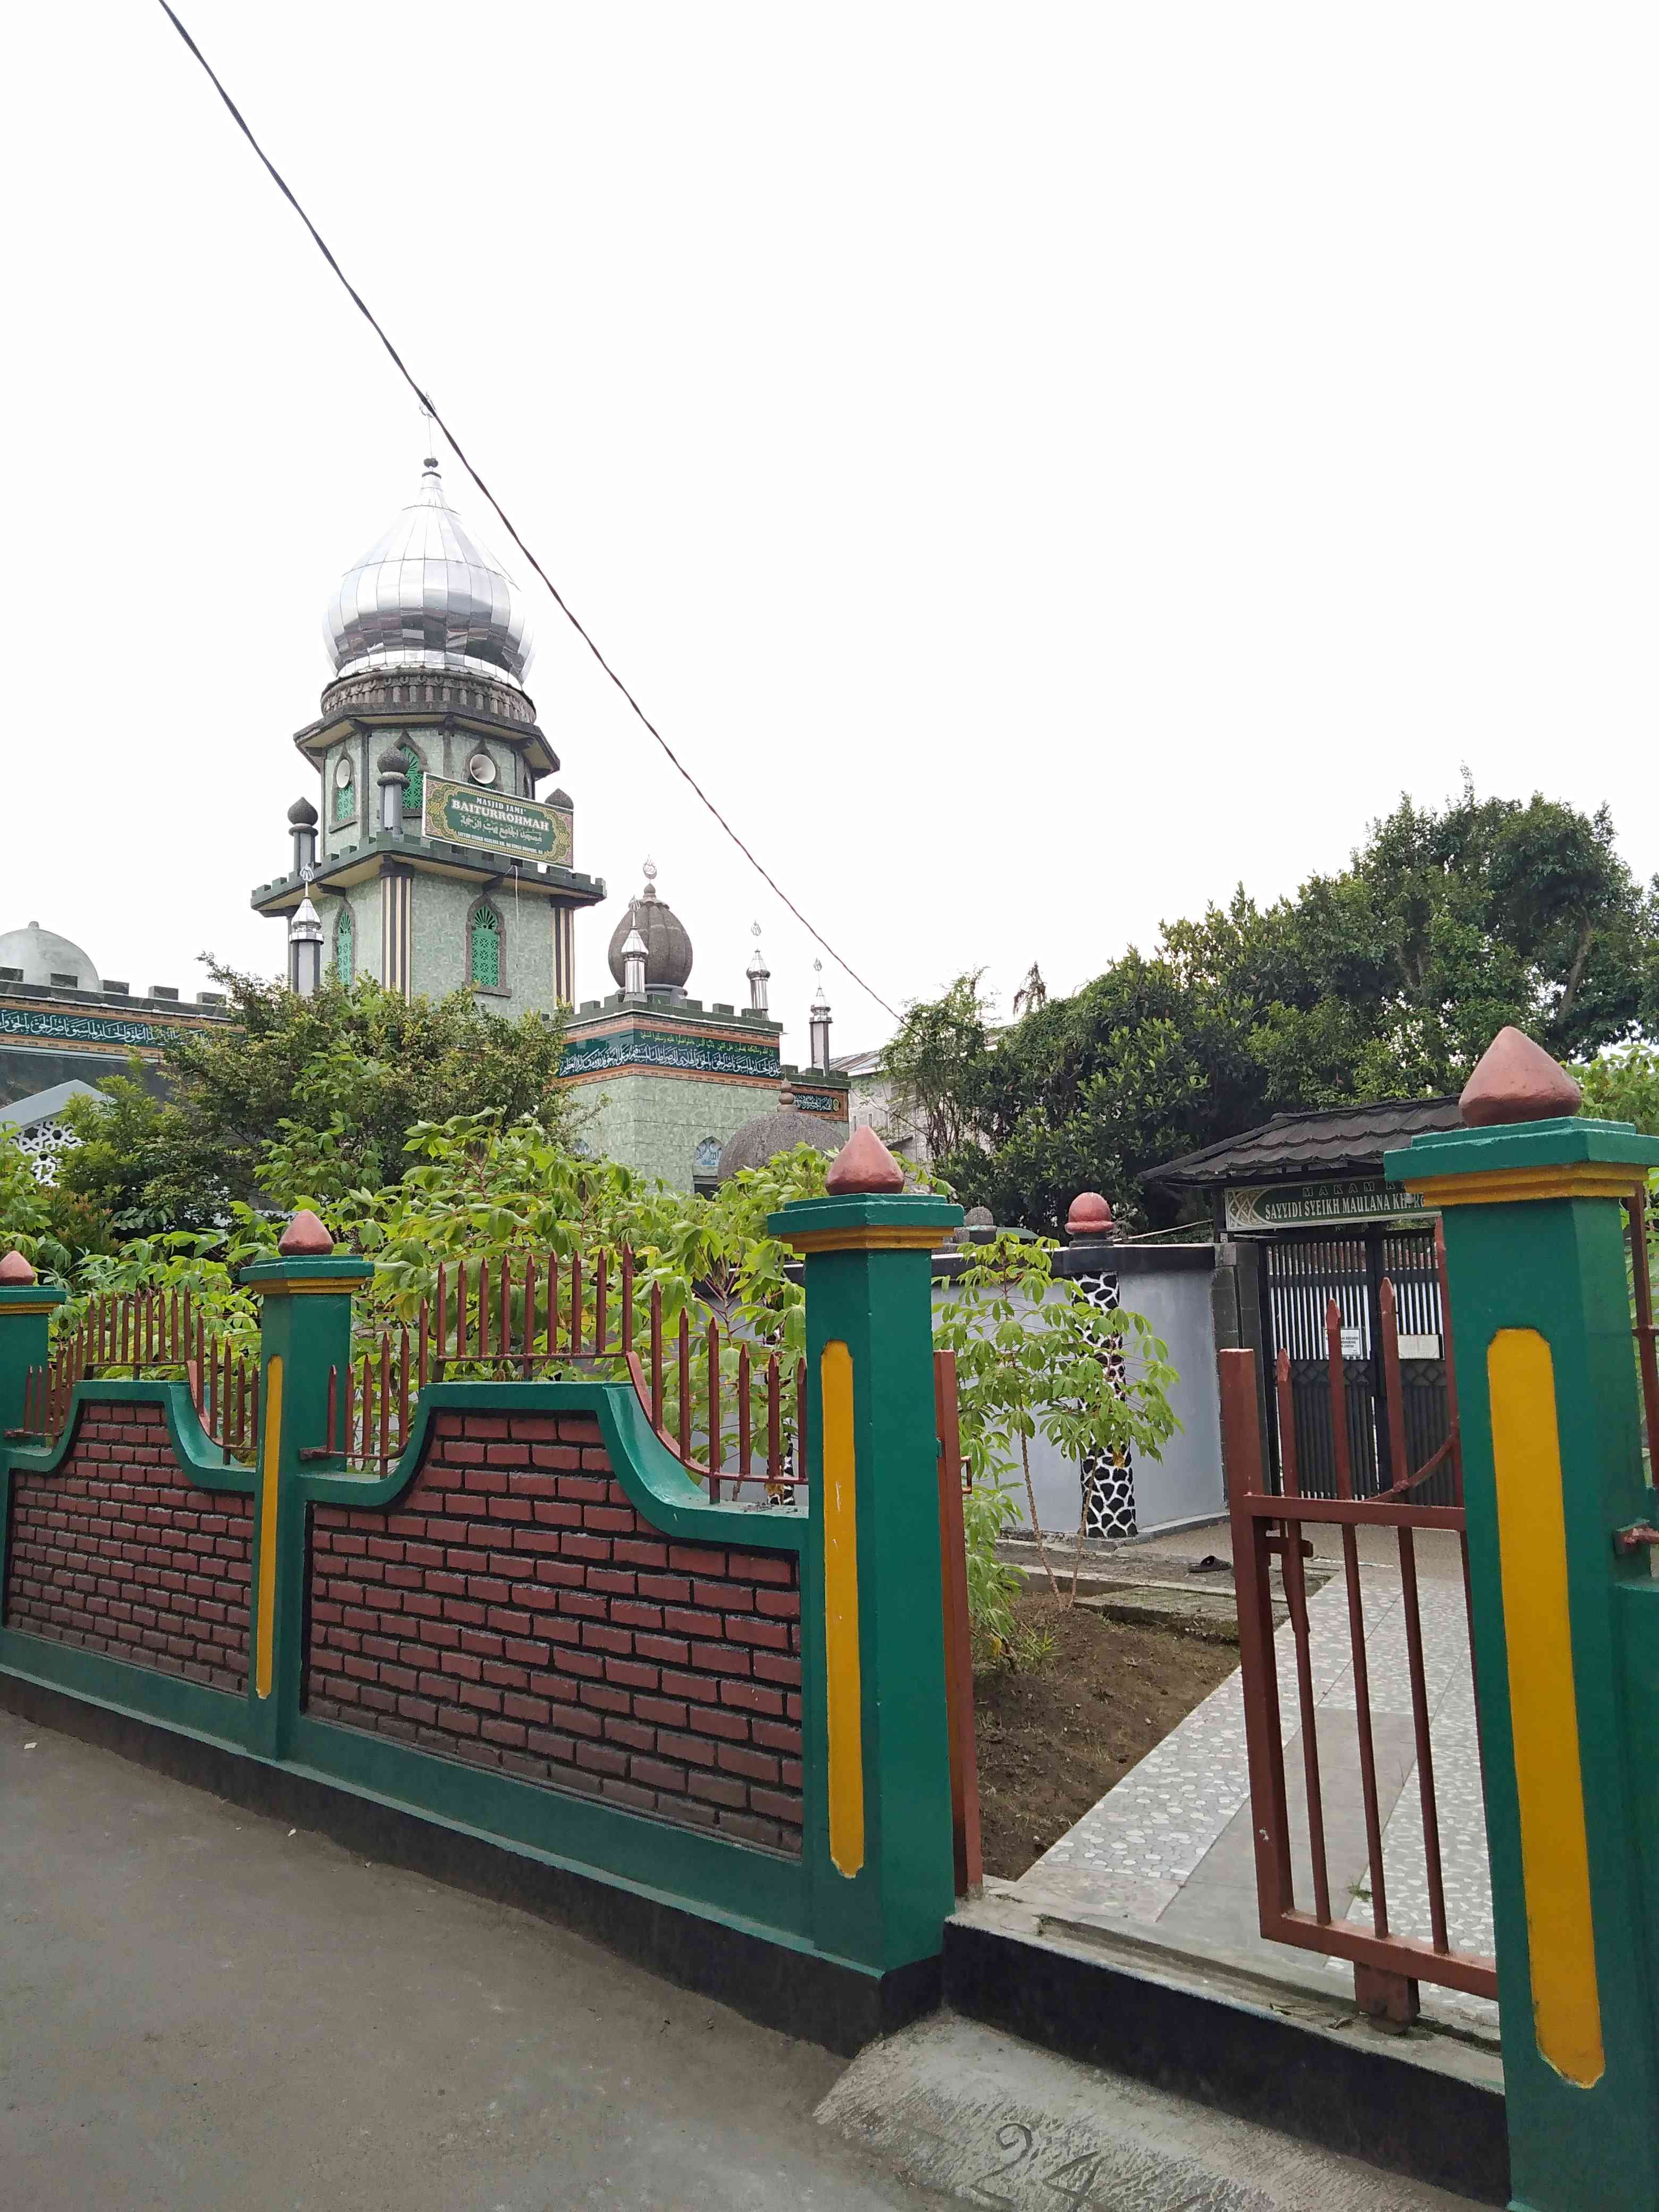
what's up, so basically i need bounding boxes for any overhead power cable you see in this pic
[152,0,898,1022]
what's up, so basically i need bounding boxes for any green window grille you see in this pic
[470,904,501,990]
[334,904,355,986]
[401,751,424,816]
[333,772,355,825]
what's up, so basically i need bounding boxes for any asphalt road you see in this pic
[0,1707,936,2211]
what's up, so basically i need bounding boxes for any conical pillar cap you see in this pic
[279,1209,336,1257]
[1459,1027,1582,1127]
[826,1125,906,1195]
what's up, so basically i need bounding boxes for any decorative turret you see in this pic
[606,860,693,997]
[288,797,319,876]
[746,924,770,1013]
[809,960,832,1073]
[619,927,648,998]
[287,890,323,996]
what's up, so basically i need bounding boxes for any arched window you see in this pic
[469,902,502,990]
[333,753,355,825]
[334,903,355,986]
[401,742,424,818]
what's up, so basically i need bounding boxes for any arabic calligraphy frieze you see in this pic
[0,1006,169,1049]
[560,1028,780,1080]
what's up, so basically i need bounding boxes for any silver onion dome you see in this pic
[324,461,533,687]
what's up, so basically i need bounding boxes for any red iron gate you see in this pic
[1223,1192,1659,2020]
[1220,1292,1496,2022]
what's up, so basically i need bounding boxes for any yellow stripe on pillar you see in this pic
[1489,1327,1604,2087]
[821,1339,865,1878]
[255,1355,283,1701]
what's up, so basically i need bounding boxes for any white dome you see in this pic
[0,921,100,991]
[324,462,533,688]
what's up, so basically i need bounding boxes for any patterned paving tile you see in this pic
[1017,1559,1497,2026]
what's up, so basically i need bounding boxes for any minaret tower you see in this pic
[252,453,604,1007]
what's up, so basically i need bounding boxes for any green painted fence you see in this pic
[0,1177,964,2050]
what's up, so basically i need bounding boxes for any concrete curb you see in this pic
[942,1904,1507,2205]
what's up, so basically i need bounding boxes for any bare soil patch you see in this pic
[973,1588,1238,1880]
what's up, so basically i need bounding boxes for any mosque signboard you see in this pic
[422,778,573,867]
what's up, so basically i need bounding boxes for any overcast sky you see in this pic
[4,4,1654,1058]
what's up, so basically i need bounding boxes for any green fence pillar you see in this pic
[772,1129,962,1990]
[239,1211,371,1758]
[1386,1029,1659,2212]
[0,1252,66,1434]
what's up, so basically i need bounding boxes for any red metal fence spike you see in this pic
[708,1321,723,1498]
[738,1345,752,1481]
[650,1284,663,1432]
[677,1310,691,1462]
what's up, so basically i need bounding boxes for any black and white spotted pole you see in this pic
[1064,1192,1137,1541]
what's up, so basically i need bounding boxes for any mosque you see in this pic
[0,458,847,1193]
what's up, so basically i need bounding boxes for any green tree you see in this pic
[912,782,1659,1230]
[0,1122,69,1278]
[48,1073,172,1253]
[1574,1044,1659,1136]
[935,1231,1179,1630]
[135,967,572,1225]
[878,970,993,1159]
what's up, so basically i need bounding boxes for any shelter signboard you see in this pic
[422,777,573,865]
[1225,1178,1430,1233]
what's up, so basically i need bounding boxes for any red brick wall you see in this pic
[4,1401,255,1694]
[306,1410,805,1855]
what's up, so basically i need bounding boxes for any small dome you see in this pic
[288,795,319,826]
[717,1082,841,1180]
[0,920,99,991]
[607,862,693,993]
[324,462,532,688]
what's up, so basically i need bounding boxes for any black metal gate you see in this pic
[1259,1225,1456,1504]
